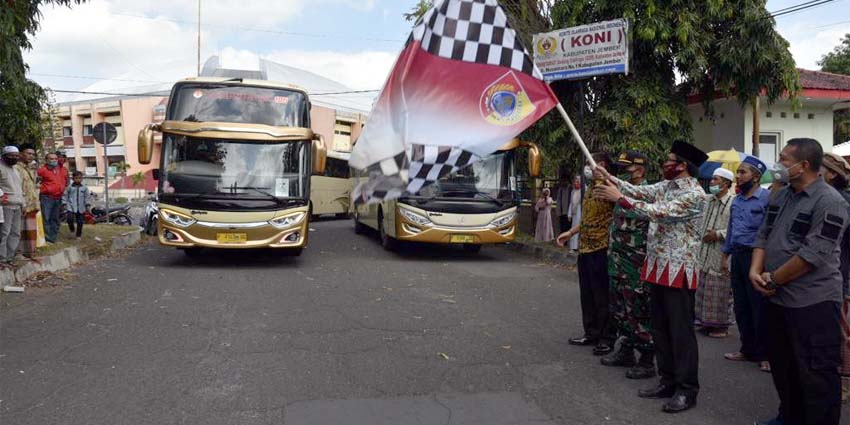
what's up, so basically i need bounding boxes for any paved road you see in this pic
[0,219,846,424]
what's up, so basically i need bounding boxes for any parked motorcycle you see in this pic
[142,194,159,235]
[60,204,133,226]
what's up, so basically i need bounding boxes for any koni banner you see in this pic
[532,19,629,82]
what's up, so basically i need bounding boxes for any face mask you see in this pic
[3,157,18,166]
[583,165,593,181]
[771,162,802,184]
[47,160,58,168]
[709,185,722,195]
[617,173,631,181]
[662,163,680,180]
[573,181,581,190]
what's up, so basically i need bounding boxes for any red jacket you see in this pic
[38,165,69,199]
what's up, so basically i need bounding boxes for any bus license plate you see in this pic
[217,233,247,243]
[450,235,475,244]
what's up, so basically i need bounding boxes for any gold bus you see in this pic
[309,150,352,218]
[137,77,326,256]
[352,139,540,253]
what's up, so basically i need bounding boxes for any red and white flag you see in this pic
[349,0,558,204]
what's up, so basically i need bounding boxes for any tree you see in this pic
[819,33,850,75]
[130,171,146,200]
[0,1,86,146]
[819,34,850,146]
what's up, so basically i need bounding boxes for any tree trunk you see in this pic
[751,97,760,157]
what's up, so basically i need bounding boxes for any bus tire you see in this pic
[378,211,396,251]
[462,244,482,253]
[353,214,367,235]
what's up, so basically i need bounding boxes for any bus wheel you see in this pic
[353,213,367,235]
[378,212,396,251]
[462,244,482,253]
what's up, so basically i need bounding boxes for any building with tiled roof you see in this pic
[688,68,850,165]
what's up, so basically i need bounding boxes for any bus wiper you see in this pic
[228,186,287,205]
[425,190,504,206]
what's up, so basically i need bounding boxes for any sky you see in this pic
[22,0,850,103]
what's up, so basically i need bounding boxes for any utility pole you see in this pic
[197,0,201,76]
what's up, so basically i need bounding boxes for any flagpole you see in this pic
[554,102,597,169]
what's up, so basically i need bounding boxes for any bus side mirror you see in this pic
[312,135,327,175]
[520,141,541,178]
[137,123,160,165]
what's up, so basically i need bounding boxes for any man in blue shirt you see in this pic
[721,155,771,372]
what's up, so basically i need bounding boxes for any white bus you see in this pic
[310,150,352,218]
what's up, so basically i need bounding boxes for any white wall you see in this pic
[689,97,835,161]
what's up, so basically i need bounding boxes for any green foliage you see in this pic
[403,0,433,23]
[114,197,129,205]
[130,171,146,188]
[0,1,86,146]
[819,34,850,75]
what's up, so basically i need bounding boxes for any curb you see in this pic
[0,229,143,288]
[503,239,577,266]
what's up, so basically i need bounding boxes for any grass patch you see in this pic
[36,224,138,257]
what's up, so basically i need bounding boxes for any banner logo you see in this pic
[535,36,557,56]
[480,72,535,127]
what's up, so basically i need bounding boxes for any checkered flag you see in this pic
[414,0,543,80]
[349,0,558,205]
[406,144,480,194]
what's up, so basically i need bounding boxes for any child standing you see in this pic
[62,172,91,240]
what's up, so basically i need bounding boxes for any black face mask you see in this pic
[4,157,18,166]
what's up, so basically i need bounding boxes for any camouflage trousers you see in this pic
[609,269,654,354]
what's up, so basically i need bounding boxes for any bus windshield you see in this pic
[160,135,309,204]
[414,152,516,202]
[168,83,309,127]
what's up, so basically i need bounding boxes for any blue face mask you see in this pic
[47,160,58,168]
[709,185,722,195]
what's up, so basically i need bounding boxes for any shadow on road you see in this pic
[157,248,303,269]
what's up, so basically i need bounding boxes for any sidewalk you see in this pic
[503,232,577,266]
[0,225,143,290]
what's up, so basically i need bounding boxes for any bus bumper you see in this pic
[394,217,516,245]
[157,209,310,249]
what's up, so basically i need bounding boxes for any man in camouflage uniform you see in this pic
[601,150,656,379]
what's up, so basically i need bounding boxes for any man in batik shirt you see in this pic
[594,140,708,414]
[600,150,655,380]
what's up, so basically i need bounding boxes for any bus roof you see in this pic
[175,77,309,96]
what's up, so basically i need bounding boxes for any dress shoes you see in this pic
[600,348,636,367]
[568,336,596,346]
[592,343,613,356]
[637,383,675,399]
[662,392,697,413]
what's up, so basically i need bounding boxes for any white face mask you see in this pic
[583,165,593,181]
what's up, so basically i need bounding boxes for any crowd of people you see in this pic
[0,145,93,268]
[540,138,848,425]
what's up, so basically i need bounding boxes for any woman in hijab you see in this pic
[534,187,554,242]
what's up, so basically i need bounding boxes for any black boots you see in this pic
[626,352,656,379]
[601,347,636,367]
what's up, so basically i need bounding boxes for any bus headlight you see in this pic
[489,212,516,228]
[268,212,306,229]
[399,208,432,227]
[161,210,196,228]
